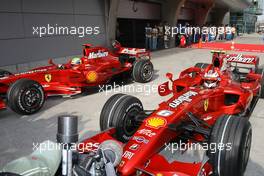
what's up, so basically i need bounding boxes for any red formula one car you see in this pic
[0,41,153,115]
[62,52,263,176]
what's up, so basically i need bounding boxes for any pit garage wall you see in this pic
[0,0,107,72]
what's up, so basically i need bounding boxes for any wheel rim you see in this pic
[21,87,42,109]
[242,129,252,171]
[123,107,141,136]
[142,64,153,81]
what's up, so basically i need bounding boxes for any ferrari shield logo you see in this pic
[204,99,209,111]
[45,74,52,82]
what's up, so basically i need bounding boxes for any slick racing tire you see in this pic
[132,59,154,83]
[209,115,252,176]
[100,94,143,142]
[257,65,264,98]
[194,63,209,69]
[0,69,12,78]
[7,79,45,115]
[100,93,125,130]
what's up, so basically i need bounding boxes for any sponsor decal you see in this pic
[204,99,209,111]
[14,69,47,76]
[133,136,149,144]
[169,91,198,108]
[122,151,134,159]
[146,117,167,129]
[129,144,139,150]
[137,129,156,137]
[156,110,173,117]
[225,54,255,63]
[44,74,52,82]
[88,51,108,59]
[86,71,97,82]
[203,116,212,121]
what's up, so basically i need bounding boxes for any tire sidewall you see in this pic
[7,79,45,115]
[133,59,153,83]
[116,98,143,141]
[16,82,45,114]
[209,115,252,176]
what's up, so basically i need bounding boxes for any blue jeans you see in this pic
[152,37,157,50]
[145,37,152,50]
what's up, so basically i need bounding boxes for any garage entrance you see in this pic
[116,19,159,48]
[116,0,161,48]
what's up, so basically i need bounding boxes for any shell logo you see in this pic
[146,117,167,129]
[86,71,97,82]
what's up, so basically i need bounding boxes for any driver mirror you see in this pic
[166,72,173,81]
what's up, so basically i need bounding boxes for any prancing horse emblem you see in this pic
[204,99,209,111]
[45,74,52,82]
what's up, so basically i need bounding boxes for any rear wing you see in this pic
[224,54,259,66]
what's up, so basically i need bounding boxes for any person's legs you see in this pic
[149,37,152,50]
[145,37,148,49]
[153,37,157,50]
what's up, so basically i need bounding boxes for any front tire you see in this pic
[132,59,153,83]
[100,94,143,142]
[209,115,252,176]
[7,79,45,115]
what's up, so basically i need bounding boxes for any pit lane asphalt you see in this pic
[0,47,264,175]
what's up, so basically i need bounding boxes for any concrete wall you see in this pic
[0,0,107,71]
[117,0,161,20]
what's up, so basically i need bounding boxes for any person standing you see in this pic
[157,22,164,49]
[152,25,158,50]
[231,25,236,40]
[145,23,152,50]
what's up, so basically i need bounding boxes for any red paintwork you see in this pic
[0,43,151,111]
[80,52,262,176]
[0,98,5,110]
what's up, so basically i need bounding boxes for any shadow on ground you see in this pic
[0,110,96,168]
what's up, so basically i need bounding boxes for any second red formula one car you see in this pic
[60,51,263,176]
[0,41,154,115]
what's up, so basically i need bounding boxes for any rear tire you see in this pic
[209,115,252,176]
[0,69,12,78]
[100,94,143,142]
[132,59,153,83]
[7,79,45,115]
